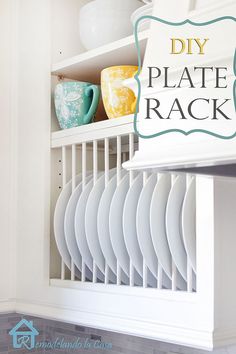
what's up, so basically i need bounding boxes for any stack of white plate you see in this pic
[131,2,153,32]
[53,167,196,290]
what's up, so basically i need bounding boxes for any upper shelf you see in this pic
[51,114,135,148]
[51,30,149,83]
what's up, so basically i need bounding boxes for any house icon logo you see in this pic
[9,319,39,350]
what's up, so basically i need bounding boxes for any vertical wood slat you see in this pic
[70,144,76,281]
[171,173,177,291]
[104,138,109,186]
[81,142,86,282]
[129,133,134,287]
[117,136,121,285]
[142,171,148,288]
[104,138,109,284]
[71,144,76,191]
[93,262,97,284]
[157,173,162,289]
[61,146,66,280]
[117,261,121,286]
[82,142,86,282]
[93,140,98,283]
[62,146,67,187]
[143,262,148,289]
[129,133,134,186]
[117,136,121,185]
[93,140,98,186]
[187,174,193,292]
[157,265,163,290]
[82,142,86,190]
[61,260,65,281]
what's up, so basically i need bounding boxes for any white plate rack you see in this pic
[50,116,197,293]
[46,1,236,348]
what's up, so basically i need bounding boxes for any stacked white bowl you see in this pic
[79,0,144,51]
[131,1,154,32]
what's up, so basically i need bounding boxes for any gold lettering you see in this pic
[171,38,209,54]
[171,38,186,54]
[194,38,209,54]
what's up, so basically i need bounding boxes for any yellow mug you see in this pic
[101,65,138,119]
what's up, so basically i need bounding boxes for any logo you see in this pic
[9,318,113,351]
[9,319,39,350]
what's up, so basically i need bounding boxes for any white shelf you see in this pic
[51,30,149,82]
[50,279,195,300]
[51,114,135,148]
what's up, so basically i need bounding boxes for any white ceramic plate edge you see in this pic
[166,175,187,281]
[136,174,158,277]
[64,175,93,275]
[85,169,117,275]
[123,173,143,276]
[54,175,82,274]
[182,177,197,273]
[150,174,172,278]
[109,174,130,277]
[97,171,126,275]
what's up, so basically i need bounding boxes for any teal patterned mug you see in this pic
[54,81,100,129]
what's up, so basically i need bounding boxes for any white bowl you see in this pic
[79,0,143,51]
[131,3,153,31]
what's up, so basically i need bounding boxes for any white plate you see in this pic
[123,173,143,276]
[150,174,186,290]
[97,171,126,275]
[150,174,172,278]
[137,174,158,277]
[75,178,94,273]
[85,170,116,276]
[166,175,187,281]
[109,174,130,277]
[136,174,158,277]
[182,177,196,273]
[54,175,82,276]
[131,2,153,20]
[137,174,171,288]
[64,175,92,279]
[131,3,153,30]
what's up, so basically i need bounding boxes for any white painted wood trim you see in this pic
[2,294,235,350]
[51,115,136,148]
[50,279,197,302]
[189,0,235,18]
[15,299,214,350]
[0,300,16,313]
[123,146,236,171]
[8,0,19,303]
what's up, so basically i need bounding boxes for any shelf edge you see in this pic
[51,30,149,74]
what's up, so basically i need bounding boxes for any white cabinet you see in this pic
[194,0,224,10]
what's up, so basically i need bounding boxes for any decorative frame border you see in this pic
[133,16,236,139]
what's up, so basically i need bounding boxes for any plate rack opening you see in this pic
[50,125,197,292]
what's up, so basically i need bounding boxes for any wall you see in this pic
[16,0,51,303]
[51,0,87,63]
[0,0,17,310]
